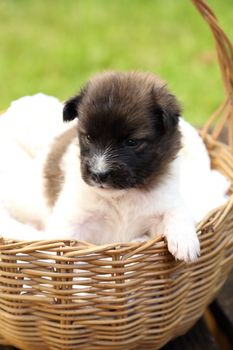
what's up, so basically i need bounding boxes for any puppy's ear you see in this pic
[152,86,181,132]
[63,95,83,122]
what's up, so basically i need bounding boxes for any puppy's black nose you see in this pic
[92,171,111,183]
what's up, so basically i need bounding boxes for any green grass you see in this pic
[0,0,232,124]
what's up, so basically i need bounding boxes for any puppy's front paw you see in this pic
[165,226,200,263]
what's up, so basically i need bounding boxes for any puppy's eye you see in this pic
[123,139,140,147]
[84,134,92,143]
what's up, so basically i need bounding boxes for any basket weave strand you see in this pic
[192,0,233,149]
[0,0,233,349]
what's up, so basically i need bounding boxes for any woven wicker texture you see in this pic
[0,0,233,349]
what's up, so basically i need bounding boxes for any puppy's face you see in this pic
[63,72,181,191]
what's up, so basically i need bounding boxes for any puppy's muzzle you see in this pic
[91,170,111,184]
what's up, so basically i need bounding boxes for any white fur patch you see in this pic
[89,152,109,174]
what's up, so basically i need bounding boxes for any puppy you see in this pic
[44,71,200,262]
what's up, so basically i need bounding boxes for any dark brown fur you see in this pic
[61,71,182,191]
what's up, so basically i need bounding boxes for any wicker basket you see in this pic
[0,0,233,349]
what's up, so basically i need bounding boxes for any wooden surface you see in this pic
[210,270,233,347]
[163,318,219,350]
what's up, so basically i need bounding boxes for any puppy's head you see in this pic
[63,71,181,191]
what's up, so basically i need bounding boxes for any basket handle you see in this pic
[192,0,233,150]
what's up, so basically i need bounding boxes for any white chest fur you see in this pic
[45,137,200,262]
[79,189,163,244]
[46,143,172,244]
[49,189,163,244]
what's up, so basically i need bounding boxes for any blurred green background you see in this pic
[0,0,232,124]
